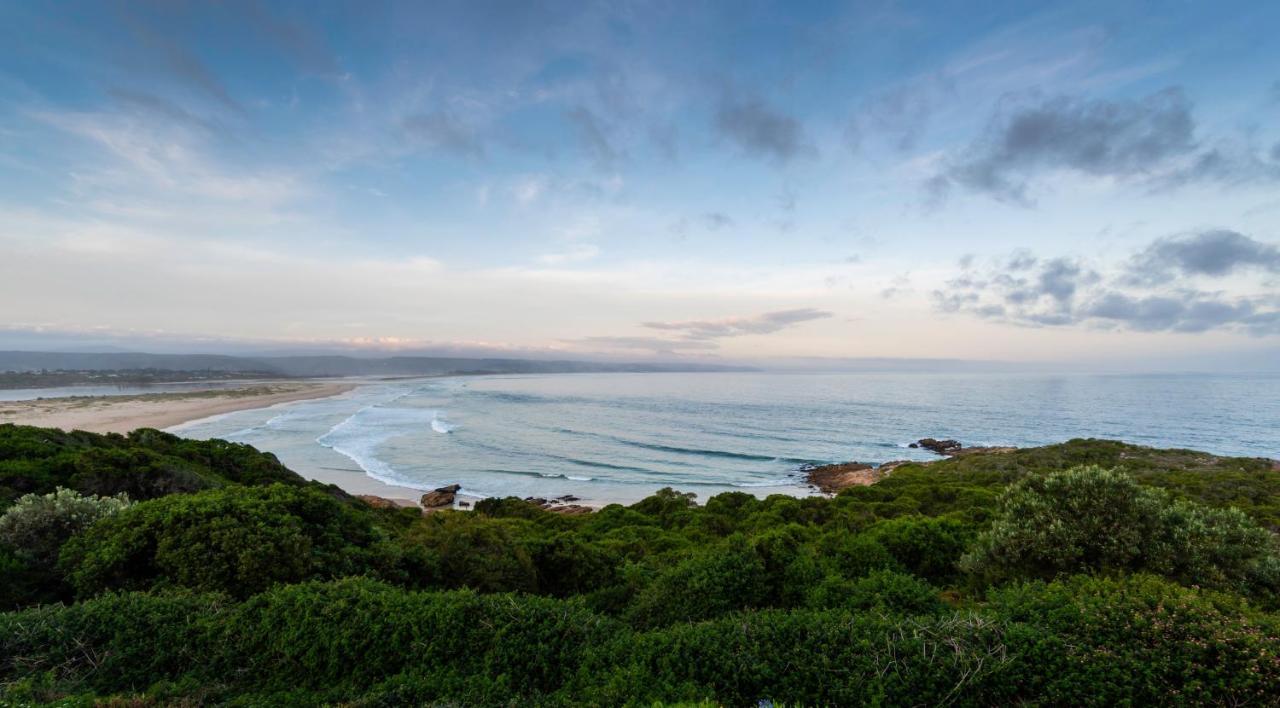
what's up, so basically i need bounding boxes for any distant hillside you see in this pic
[0,351,748,378]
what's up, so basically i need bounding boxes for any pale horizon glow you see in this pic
[1,2,1278,370]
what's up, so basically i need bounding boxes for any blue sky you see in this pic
[1,1,1278,368]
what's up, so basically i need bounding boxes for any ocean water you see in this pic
[168,372,1280,505]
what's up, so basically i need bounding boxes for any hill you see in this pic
[0,350,749,380]
[2,424,1278,705]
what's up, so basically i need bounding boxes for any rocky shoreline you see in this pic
[357,438,1026,511]
[804,437,1017,494]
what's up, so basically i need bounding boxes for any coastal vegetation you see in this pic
[1,422,1278,705]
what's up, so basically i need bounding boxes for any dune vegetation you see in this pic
[2,422,1279,705]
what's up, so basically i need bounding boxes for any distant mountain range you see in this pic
[0,351,750,378]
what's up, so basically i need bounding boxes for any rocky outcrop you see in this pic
[804,462,880,494]
[910,438,1016,457]
[524,494,595,515]
[421,484,461,509]
[357,494,405,509]
[355,491,399,506]
[547,504,593,515]
[911,438,963,455]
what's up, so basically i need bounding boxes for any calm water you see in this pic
[169,372,1280,505]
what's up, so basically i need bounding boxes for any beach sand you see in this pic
[0,381,356,434]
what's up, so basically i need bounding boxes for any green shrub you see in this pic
[224,578,621,699]
[626,539,768,627]
[0,424,306,504]
[982,574,1280,704]
[0,590,228,694]
[806,569,945,615]
[59,484,394,598]
[863,515,973,584]
[0,487,131,569]
[403,513,540,593]
[961,465,1280,602]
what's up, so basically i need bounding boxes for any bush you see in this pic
[982,574,1280,704]
[863,515,974,584]
[402,513,540,593]
[626,539,768,627]
[0,590,228,694]
[962,465,1280,602]
[0,424,306,504]
[806,569,945,615]
[59,484,395,598]
[0,487,131,570]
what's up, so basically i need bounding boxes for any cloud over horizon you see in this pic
[934,230,1280,335]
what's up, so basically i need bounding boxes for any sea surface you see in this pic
[168,372,1280,505]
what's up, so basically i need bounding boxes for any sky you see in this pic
[1,0,1278,369]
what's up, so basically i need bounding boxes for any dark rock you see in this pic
[915,438,963,455]
[357,494,401,509]
[421,484,461,509]
[548,503,593,515]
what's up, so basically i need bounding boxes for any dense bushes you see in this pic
[0,487,131,569]
[3,575,1276,705]
[2,429,1279,704]
[59,484,397,598]
[0,424,307,504]
[963,465,1280,604]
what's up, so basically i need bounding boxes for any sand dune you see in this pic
[0,382,355,434]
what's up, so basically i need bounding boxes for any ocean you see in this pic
[168,372,1280,505]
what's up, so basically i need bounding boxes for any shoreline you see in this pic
[0,381,357,435]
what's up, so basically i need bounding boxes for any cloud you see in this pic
[574,336,721,355]
[932,230,1280,336]
[402,112,485,158]
[536,244,601,265]
[1080,291,1275,334]
[124,15,243,114]
[566,107,621,170]
[241,0,340,76]
[573,307,832,355]
[714,94,809,163]
[643,308,832,340]
[108,88,222,134]
[702,212,733,230]
[1127,230,1280,284]
[932,86,1280,204]
[936,88,1195,204]
[847,75,952,153]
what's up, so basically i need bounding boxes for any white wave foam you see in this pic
[732,478,794,488]
[315,404,438,489]
[430,413,454,434]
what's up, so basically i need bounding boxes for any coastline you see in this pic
[0,381,357,435]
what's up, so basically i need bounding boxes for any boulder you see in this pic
[421,484,461,509]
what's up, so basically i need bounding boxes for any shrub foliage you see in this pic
[1,425,1278,704]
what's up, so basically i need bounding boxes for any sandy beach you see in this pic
[0,381,356,434]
